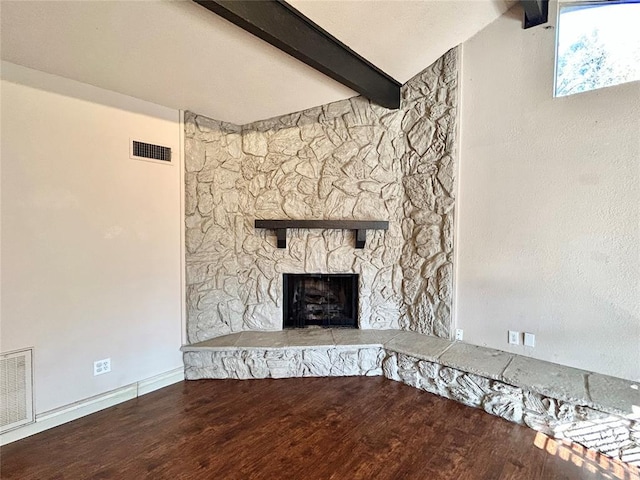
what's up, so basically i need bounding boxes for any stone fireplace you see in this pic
[283,274,358,328]
[181,47,640,470]
[184,49,458,343]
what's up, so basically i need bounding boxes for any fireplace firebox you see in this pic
[283,274,358,328]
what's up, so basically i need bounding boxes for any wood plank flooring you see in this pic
[1,377,638,480]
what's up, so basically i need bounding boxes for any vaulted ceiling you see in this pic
[1,0,515,124]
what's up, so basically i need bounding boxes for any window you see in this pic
[555,1,640,97]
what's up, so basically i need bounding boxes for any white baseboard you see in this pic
[138,367,185,396]
[0,367,184,446]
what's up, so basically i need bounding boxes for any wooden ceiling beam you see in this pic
[521,0,549,29]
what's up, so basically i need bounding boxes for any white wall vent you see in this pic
[130,140,172,163]
[1,349,34,433]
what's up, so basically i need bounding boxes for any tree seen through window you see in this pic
[555,1,640,97]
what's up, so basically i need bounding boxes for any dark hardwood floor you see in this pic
[1,377,637,480]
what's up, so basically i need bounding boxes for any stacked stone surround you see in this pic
[184,49,458,343]
[182,331,640,467]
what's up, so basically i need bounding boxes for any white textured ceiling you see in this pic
[290,0,515,83]
[1,0,514,124]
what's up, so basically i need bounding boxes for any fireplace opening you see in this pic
[283,274,358,329]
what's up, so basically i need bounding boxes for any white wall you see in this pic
[1,62,184,413]
[456,3,640,381]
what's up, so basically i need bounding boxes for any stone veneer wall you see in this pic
[185,49,458,343]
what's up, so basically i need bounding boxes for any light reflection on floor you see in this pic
[534,432,639,480]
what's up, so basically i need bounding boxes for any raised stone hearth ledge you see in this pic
[182,329,638,417]
[182,329,640,466]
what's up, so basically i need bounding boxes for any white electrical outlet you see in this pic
[508,331,520,345]
[94,358,111,376]
[524,332,536,347]
[455,329,464,341]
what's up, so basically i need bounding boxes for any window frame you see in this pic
[553,0,640,97]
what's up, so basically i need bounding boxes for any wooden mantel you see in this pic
[254,220,389,249]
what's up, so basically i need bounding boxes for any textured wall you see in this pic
[185,49,458,343]
[1,62,183,414]
[457,3,640,381]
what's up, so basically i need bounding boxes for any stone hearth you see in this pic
[182,331,640,467]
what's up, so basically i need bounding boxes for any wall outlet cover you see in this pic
[94,358,111,376]
[524,332,536,347]
[508,331,520,345]
[455,329,464,341]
